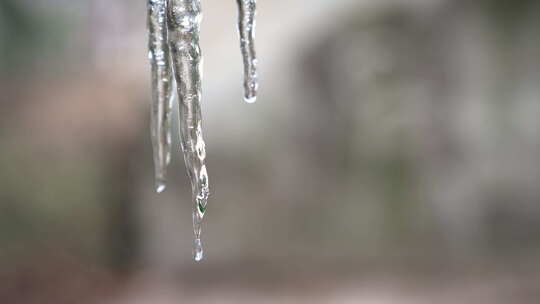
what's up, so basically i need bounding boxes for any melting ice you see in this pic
[147,0,258,261]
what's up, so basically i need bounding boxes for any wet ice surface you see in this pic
[167,0,209,262]
[236,0,258,103]
[148,0,209,261]
[147,0,260,261]
[148,0,174,193]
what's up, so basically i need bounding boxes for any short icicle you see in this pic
[167,0,209,262]
[148,0,174,193]
[236,0,259,103]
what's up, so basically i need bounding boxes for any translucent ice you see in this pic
[168,0,209,262]
[147,0,260,262]
[236,0,259,103]
[148,0,174,192]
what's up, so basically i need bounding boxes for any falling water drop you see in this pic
[168,0,210,261]
[236,0,259,103]
[148,0,174,192]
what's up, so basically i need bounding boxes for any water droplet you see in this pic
[244,95,257,103]
[194,238,204,262]
[155,182,166,193]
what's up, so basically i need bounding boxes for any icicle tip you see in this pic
[194,238,204,261]
[155,180,166,193]
[244,95,257,104]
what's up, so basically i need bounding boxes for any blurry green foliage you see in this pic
[481,0,539,35]
[0,0,71,74]
[0,142,108,265]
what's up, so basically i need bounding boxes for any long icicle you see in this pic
[236,0,258,103]
[148,0,174,193]
[167,0,209,262]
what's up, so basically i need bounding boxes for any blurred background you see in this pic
[1,0,540,303]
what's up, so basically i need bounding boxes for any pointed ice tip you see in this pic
[155,183,166,193]
[244,95,257,104]
[194,238,204,262]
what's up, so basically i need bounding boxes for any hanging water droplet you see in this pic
[244,95,257,104]
[156,182,166,193]
[193,238,203,262]
[236,0,259,103]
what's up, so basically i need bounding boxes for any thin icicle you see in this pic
[167,0,209,262]
[236,0,258,103]
[148,0,174,193]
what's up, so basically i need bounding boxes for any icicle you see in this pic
[236,0,259,103]
[146,0,261,262]
[148,0,174,193]
[167,0,209,262]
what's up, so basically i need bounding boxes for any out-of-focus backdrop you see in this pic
[1,0,540,303]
